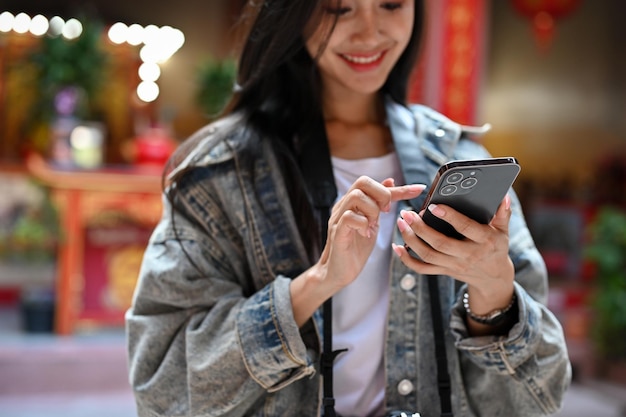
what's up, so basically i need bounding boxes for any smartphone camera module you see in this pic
[439,169,482,197]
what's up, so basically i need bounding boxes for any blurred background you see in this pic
[0,0,625,416]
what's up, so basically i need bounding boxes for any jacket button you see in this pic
[397,379,414,396]
[400,274,416,291]
[434,128,446,137]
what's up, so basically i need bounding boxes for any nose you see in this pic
[351,8,380,45]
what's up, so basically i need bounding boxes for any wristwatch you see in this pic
[463,291,516,325]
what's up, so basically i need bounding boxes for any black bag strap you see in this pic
[319,210,347,417]
[297,124,343,417]
[427,275,454,417]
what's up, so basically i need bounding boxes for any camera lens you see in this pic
[460,177,478,189]
[440,184,457,196]
[446,172,463,184]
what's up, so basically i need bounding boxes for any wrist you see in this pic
[290,264,336,327]
[466,282,515,316]
[463,290,516,326]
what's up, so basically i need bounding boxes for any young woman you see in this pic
[126,1,571,416]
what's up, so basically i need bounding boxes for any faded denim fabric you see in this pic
[126,102,571,417]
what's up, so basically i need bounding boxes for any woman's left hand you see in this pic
[393,195,516,331]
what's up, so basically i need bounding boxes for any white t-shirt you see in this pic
[331,152,403,417]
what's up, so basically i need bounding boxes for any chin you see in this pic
[346,80,387,95]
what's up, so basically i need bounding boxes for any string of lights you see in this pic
[0,11,185,103]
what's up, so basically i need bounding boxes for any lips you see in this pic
[339,50,387,71]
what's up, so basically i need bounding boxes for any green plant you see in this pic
[1,186,60,265]
[195,58,237,118]
[584,206,626,359]
[26,17,107,124]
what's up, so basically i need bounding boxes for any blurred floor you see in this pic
[0,306,625,417]
[0,306,136,417]
[0,391,136,417]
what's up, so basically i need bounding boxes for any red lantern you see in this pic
[510,0,582,52]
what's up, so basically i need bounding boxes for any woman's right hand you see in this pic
[290,176,425,326]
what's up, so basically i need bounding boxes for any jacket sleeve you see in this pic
[449,189,572,416]
[126,193,317,417]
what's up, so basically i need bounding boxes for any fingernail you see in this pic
[397,218,410,232]
[391,243,403,257]
[429,204,445,217]
[400,210,414,225]
[505,194,511,210]
[408,184,427,192]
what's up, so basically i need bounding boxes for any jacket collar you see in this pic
[385,98,490,209]
[385,98,462,165]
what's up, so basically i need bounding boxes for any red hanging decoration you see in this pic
[510,0,582,52]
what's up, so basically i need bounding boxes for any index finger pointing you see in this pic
[389,183,426,203]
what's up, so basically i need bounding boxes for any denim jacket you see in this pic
[126,101,571,417]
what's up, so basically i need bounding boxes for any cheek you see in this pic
[305,39,317,60]
[305,25,323,57]
[305,17,336,59]
[392,9,415,49]
[399,15,414,43]
[392,28,413,58]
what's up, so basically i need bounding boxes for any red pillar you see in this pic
[410,0,488,126]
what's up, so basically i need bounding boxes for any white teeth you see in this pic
[342,52,382,64]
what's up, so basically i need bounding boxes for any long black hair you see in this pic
[166,0,426,260]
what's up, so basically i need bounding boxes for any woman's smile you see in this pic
[339,50,387,71]
[306,0,414,96]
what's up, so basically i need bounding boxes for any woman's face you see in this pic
[306,0,414,98]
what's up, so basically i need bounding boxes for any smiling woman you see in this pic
[125,1,571,416]
[305,0,415,165]
[306,0,414,96]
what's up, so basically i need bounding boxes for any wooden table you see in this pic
[27,155,163,334]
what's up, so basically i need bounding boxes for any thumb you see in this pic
[490,194,512,233]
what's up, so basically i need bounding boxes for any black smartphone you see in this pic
[419,157,521,239]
